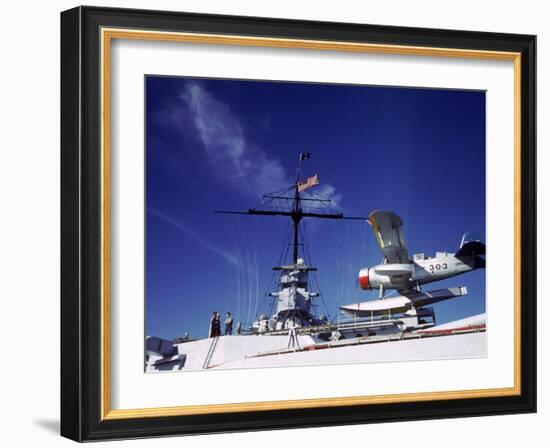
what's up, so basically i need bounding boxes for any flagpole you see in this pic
[293,153,306,264]
[296,154,302,184]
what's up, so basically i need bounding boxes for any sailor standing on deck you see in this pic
[209,311,221,338]
[224,312,233,335]
[214,312,221,337]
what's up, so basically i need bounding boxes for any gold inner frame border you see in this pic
[99,27,522,421]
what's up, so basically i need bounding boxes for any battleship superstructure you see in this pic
[146,154,486,372]
[250,258,325,333]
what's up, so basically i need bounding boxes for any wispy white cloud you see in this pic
[314,184,342,209]
[178,82,342,206]
[180,83,289,195]
[182,84,246,175]
[148,209,239,268]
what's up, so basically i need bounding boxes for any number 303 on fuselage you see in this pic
[358,211,485,293]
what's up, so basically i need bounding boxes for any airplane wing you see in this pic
[397,287,468,306]
[368,211,409,263]
[340,287,467,317]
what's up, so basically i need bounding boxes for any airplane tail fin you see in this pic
[456,233,485,268]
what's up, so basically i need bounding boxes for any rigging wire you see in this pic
[300,221,331,321]
[252,217,260,325]
[234,224,241,327]
[255,219,293,321]
[240,218,253,327]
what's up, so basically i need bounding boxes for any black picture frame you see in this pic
[61,5,536,442]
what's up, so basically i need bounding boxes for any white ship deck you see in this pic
[147,330,486,372]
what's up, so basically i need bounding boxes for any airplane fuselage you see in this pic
[358,252,482,292]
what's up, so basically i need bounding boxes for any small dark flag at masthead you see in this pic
[299,152,311,161]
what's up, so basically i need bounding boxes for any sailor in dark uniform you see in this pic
[209,311,221,338]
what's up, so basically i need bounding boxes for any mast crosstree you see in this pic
[217,153,367,266]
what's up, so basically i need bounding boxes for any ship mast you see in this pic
[216,153,368,331]
[291,155,303,264]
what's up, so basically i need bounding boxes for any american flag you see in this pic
[297,173,320,192]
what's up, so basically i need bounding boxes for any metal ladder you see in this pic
[202,336,219,369]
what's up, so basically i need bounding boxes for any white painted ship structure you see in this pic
[146,155,486,372]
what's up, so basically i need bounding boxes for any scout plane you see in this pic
[358,211,485,299]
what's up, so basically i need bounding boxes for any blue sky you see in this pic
[146,76,486,340]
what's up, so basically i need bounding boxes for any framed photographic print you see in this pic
[60,6,536,442]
